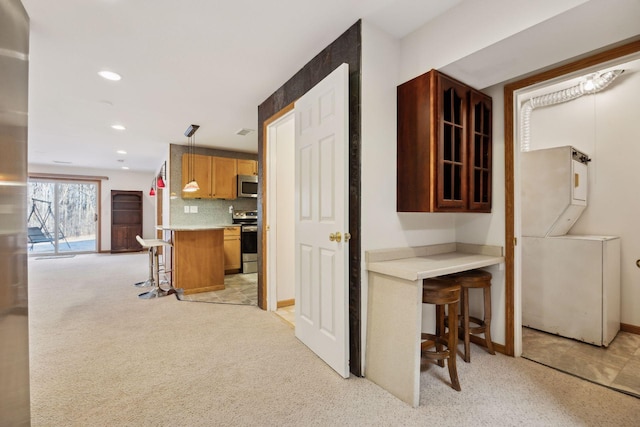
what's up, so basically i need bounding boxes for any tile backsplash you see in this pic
[171,197,257,226]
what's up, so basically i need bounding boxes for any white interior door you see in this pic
[294,63,349,378]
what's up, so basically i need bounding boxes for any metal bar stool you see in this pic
[421,276,462,391]
[135,235,173,299]
[452,269,495,362]
[134,236,156,288]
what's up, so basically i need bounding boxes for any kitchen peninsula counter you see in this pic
[365,243,504,407]
[162,226,225,294]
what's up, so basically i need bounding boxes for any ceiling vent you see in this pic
[236,128,254,136]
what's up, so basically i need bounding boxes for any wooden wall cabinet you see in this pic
[223,226,241,273]
[111,190,143,253]
[212,156,238,199]
[181,154,238,199]
[237,159,258,176]
[397,69,492,213]
[181,153,212,199]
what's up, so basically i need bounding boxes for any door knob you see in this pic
[344,232,351,241]
[329,232,342,242]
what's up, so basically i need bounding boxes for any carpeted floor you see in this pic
[27,253,640,426]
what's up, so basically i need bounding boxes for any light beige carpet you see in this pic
[28,253,640,426]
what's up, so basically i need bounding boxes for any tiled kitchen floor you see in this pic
[175,273,257,305]
[522,327,640,397]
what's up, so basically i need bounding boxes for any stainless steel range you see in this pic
[232,209,258,274]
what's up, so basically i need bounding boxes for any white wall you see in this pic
[361,20,458,370]
[28,164,156,251]
[400,0,589,83]
[523,58,640,327]
[361,22,456,253]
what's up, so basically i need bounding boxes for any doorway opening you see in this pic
[504,40,640,358]
[511,50,640,397]
[266,109,295,316]
[27,178,100,255]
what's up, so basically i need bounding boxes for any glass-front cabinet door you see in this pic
[437,74,468,210]
[468,90,492,212]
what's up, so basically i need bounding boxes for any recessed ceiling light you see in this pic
[116,150,127,155]
[121,166,129,170]
[98,70,122,81]
[111,124,126,130]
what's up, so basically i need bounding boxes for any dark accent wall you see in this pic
[257,20,362,376]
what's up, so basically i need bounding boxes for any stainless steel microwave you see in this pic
[237,174,258,198]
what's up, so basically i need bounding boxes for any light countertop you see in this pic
[366,242,504,281]
[159,225,228,231]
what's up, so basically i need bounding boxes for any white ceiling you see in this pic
[23,0,463,173]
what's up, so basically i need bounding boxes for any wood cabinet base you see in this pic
[170,228,225,294]
[182,284,225,295]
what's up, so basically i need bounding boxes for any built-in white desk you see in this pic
[365,243,504,407]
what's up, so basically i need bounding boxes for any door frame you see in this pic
[503,39,640,355]
[257,21,362,376]
[265,105,295,311]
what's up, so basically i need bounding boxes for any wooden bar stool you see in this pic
[452,269,495,362]
[421,277,461,392]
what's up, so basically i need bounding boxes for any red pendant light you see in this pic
[157,161,166,188]
[149,176,156,196]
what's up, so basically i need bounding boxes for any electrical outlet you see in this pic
[228,205,233,213]
[184,206,190,213]
[190,205,198,213]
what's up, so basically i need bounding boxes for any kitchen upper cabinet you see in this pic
[397,69,492,213]
[212,156,237,199]
[181,154,237,199]
[181,153,212,199]
[237,159,258,176]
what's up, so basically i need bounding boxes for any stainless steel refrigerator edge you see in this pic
[0,0,30,425]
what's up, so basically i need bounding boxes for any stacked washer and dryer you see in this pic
[521,146,620,347]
